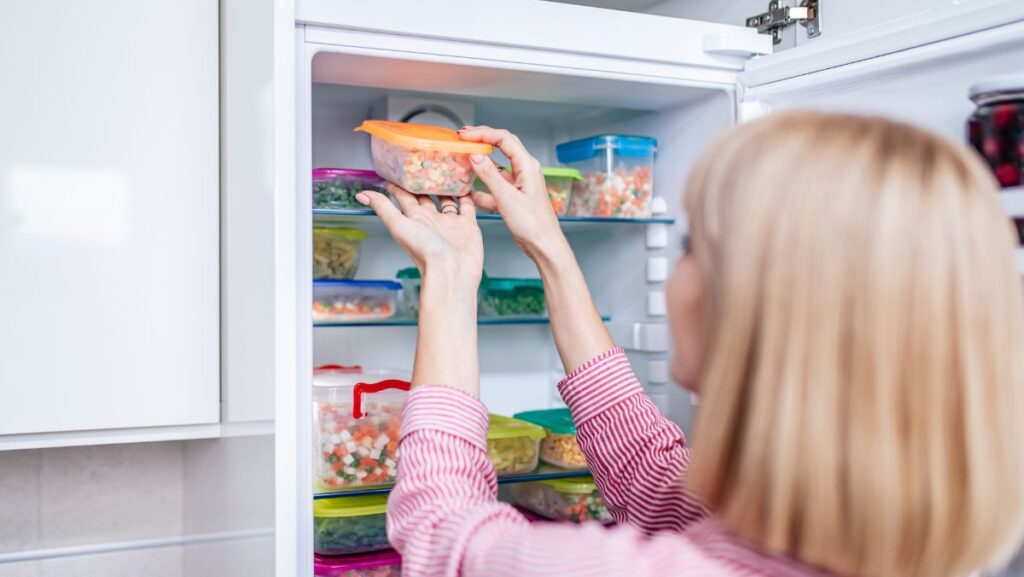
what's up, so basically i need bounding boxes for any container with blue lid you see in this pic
[313,280,400,323]
[556,134,657,219]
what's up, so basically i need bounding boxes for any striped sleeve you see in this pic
[558,347,710,533]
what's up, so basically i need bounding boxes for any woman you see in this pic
[354,111,1024,577]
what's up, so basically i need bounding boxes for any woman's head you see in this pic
[668,111,1024,577]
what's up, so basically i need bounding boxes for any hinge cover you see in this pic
[746,0,821,45]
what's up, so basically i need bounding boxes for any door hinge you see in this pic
[746,0,821,45]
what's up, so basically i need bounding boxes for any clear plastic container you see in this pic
[478,277,546,319]
[355,120,493,197]
[313,168,388,211]
[542,167,582,217]
[968,75,1024,188]
[313,365,410,491]
[509,476,613,524]
[396,267,421,318]
[314,227,368,280]
[487,414,545,475]
[513,408,587,470]
[313,495,390,555]
[313,280,400,323]
[315,550,401,577]
[556,134,657,218]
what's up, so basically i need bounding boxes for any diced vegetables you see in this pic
[396,267,421,318]
[313,227,367,280]
[547,177,573,216]
[510,478,613,524]
[540,432,588,470]
[571,164,653,218]
[487,414,545,475]
[313,496,390,555]
[312,281,400,323]
[315,399,402,489]
[478,277,546,318]
[313,169,387,210]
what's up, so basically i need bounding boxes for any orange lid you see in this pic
[355,120,493,154]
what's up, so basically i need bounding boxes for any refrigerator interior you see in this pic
[306,49,736,423]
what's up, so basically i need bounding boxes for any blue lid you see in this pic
[313,280,402,290]
[556,134,657,164]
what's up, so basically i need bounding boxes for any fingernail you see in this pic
[470,153,485,163]
[355,192,370,205]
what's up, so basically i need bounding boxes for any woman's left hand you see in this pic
[356,184,483,291]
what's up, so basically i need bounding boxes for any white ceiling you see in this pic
[544,0,666,12]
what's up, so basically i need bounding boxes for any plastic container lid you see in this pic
[541,167,583,180]
[396,267,421,280]
[969,74,1024,103]
[556,134,658,164]
[355,120,494,154]
[540,476,597,494]
[313,168,385,183]
[313,364,410,418]
[314,550,400,576]
[514,408,576,435]
[487,414,546,441]
[480,277,543,291]
[313,227,369,241]
[313,494,388,518]
[313,280,402,290]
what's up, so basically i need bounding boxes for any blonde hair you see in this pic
[685,111,1024,577]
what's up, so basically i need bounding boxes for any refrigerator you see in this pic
[215,0,1024,574]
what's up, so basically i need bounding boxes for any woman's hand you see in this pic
[356,184,483,291]
[458,126,570,263]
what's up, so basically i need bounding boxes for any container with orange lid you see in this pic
[355,120,493,197]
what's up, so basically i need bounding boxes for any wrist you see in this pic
[528,234,575,274]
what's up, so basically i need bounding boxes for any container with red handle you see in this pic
[313,364,411,492]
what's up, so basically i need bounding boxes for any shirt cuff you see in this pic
[557,347,645,426]
[401,385,490,452]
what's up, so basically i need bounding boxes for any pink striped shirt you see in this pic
[388,347,830,577]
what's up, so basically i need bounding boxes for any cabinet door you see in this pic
[0,0,219,437]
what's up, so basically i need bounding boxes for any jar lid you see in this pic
[313,226,369,241]
[355,120,494,154]
[314,550,400,576]
[313,494,388,518]
[969,74,1024,103]
[540,476,597,494]
[514,407,576,435]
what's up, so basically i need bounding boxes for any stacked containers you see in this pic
[513,408,587,470]
[314,227,368,280]
[314,550,401,577]
[509,476,613,524]
[556,134,657,218]
[487,414,546,475]
[313,169,388,210]
[313,365,410,491]
[313,280,401,323]
[355,120,493,196]
[968,75,1024,188]
[478,277,546,319]
[313,495,391,555]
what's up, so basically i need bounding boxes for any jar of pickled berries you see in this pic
[968,75,1024,189]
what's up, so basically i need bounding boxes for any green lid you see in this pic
[480,277,543,292]
[487,414,546,441]
[540,476,597,494]
[513,408,576,435]
[313,226,368,241]
[313,494,388,518]
[541,167,582,181]
[396,267,420,280]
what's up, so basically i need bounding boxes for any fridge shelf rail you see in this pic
[314,315,611,328]
[313,209,674,229]
[314,466,592,499]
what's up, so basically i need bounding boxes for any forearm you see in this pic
[532,235,615,374]
[413,268,479,396]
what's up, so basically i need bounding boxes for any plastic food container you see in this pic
[969,75,1024,188]
[315,550,401,577]
[542,167,582,217]
[313,280,400,323]
[513,408,587,470]
[556,134,657,218]
[313,364,409,490]
[313,495,390,555]
[478,277,546,319]
[487,414,545,475]
[355,120,493,197]
[509,476,613,524]
[396,267,421,317]
[313,168,388,211]
[314,227,368,280]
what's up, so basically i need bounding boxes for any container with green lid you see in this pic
[478,276,546,319]
[514,408,587,470]
[510,476,613,524]
[313,494,390,555]
[541,166,582,217]
[396,267,421,317]
[313,226,368,280]
[487,414,545,475]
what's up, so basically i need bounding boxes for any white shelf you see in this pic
[1001,187,1024,218]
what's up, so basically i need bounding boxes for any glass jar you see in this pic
[968,75,1024,189]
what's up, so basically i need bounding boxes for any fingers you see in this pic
[417,195,436,210]
[387,184,420,214]
[355,190,405,232]
[438,197,459,215]
[457,195,476,219]
[470,190,498,212]
[459,126,541,179]
[469,153,518,203]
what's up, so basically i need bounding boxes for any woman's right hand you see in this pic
[458,126,569,262]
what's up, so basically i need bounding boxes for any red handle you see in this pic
[314,364,362,374]
[353,379,411,419]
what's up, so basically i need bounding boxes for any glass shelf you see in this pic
[313,208,674,230]
[315,315,610,328]
[314,466,591,499]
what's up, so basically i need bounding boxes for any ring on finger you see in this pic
[439,201,459,215]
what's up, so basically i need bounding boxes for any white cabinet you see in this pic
[0,0,220,444]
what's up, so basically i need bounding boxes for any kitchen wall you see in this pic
[0,437,273,577]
